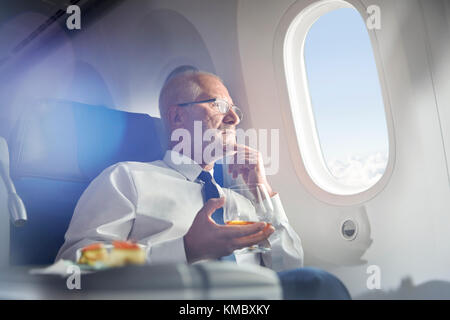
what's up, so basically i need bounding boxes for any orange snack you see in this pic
[112,240,140,250]
[81,243,104,252]
[108,240,146,266]
[78,243,108,266]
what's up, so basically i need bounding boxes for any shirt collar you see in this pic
[163,150,213,182]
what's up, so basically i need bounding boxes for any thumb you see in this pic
[202,197,225,218]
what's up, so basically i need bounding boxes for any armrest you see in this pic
[0,262,282,299]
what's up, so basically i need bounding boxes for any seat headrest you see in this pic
[10,99,164,182]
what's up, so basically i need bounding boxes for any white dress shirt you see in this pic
[56,150,304,272]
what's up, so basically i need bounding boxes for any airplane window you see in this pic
[303,7,389,190]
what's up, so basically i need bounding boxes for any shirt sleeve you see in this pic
[260,194,304,272]
[146,236,187,264]
[55,163,187,264]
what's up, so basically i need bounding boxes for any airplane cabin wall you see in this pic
[237,0,450,297]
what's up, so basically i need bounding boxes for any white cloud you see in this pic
[327,152,388,188]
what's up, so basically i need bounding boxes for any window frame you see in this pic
[273,0,395,206]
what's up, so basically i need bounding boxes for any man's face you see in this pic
[174,74,240,157]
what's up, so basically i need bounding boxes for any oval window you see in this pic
[303,7,389,191]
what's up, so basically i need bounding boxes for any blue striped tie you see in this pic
[197,171,236,262]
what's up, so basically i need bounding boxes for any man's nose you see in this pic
[222,107,240,126]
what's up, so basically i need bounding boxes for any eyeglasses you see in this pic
[177,98,243,121]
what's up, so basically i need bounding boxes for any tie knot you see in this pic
[197,171,213,183]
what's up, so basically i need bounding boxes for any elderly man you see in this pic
[56,67,350,299]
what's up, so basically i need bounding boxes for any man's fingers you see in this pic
[231,225,275,249]
[202,197,225,218]
[233,144,255,153]
[229,155,259,168]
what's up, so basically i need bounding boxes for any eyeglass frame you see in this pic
[176,98,243,121]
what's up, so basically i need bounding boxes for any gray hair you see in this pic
[158,67,223,133]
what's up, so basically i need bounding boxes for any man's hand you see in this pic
[227,144,276,197]
[183,197,275,263]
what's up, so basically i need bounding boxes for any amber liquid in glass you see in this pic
[225,221,272,254]
[226,220,272,228]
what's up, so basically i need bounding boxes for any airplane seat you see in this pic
[2,99,282,300]
[8,99,166,265]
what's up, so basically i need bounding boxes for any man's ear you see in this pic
[168,106,185,128]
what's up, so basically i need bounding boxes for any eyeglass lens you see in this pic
[215,100,243,121]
